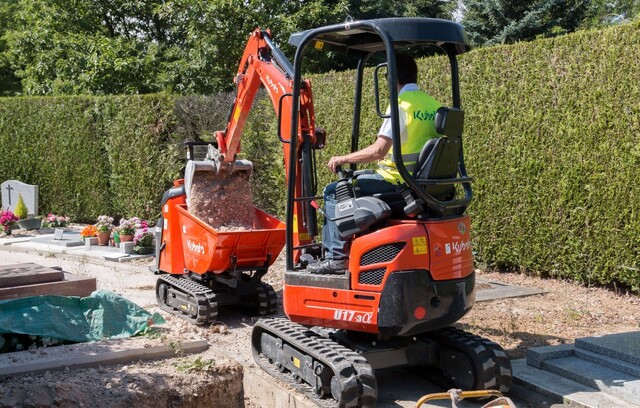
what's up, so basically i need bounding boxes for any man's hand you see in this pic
[328,156,346,173]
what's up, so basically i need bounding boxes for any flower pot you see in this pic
[135,246,154,255]
[97,231,111,246]
[18,218,43,231]
[119,234,134,242]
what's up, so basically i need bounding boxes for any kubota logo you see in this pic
[445,240,472,255]
[187,239,205,255]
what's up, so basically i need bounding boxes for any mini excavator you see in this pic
[153,17,512,407]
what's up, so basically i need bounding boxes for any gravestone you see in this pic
[1,180,38,216]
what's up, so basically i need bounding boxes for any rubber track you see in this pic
[156,275,218,325]
[444,327,512,392]
[256,282,278,316]
[425,327,512,392]
[252,317,377,408]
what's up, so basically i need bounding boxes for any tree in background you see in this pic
[581,0,640,27]
[461,0,590,46]
[1,0,454,96]
[0,1,21,96]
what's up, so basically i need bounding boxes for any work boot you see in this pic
[307,259,347,274]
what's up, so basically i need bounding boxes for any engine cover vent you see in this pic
[359,268,386,285]
[360,242,406,266]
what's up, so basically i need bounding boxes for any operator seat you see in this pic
[373,106,466,218]
[413,107,464,201]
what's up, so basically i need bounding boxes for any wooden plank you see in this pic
[0,272,96,300]
[0,340,210,377]
[0,263,64,288]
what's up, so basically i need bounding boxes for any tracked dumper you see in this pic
[152,144,285,324]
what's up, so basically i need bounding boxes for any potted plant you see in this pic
[42,213,70,229]
[116,217,137,242]
[80,225,97,241]
[134,228,155,255]
[15,193,43,230]
[95,215,114,246]
[0,210,18,236]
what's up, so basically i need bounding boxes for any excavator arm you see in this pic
[212,28,323,258]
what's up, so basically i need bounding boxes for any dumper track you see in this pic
[156,274,218,325]
[252,317,376,408]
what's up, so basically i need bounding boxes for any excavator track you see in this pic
[252,317,377,408]
[422,326,512,392]
[156,274,218,325]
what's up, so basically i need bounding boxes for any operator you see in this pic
[308,53,442,274]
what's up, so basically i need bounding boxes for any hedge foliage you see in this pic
[0,21,639,291]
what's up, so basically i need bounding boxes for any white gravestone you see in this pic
[1,180,39,216]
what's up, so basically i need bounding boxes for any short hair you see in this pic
[395,53,418,85]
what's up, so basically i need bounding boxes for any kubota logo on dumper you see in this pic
[187,239,205,255]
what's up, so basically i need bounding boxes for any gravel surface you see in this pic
[1,247,639,407]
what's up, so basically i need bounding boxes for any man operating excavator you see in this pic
[308,53,444,274]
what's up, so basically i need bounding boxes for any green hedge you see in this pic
[1,21,639,291]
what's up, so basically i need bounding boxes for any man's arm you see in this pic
[327,136,392,173]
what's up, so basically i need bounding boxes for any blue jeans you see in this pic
[322,172,397,260]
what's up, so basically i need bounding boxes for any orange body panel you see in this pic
[283,216,473,334]
[284,286,381,333]
[175,204,285,274]
[157,189,187,275]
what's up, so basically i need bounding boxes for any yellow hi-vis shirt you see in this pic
[376,84,441,184]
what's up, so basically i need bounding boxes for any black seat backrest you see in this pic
[413,107,464,201]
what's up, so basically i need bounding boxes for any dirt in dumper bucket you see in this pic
[189,169,259,231]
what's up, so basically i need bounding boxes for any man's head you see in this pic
[395,53,418,86]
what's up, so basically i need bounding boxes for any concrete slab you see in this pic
[0,236,32,246]
[542,356,640,405]
[31,231,83,247]
[0,263,64,288]
[0,339,209,377]
[475,279,546,302]
[576,331,640,366]
[574,347,640,378]
[526,343,574,368]
[511,359,640,408]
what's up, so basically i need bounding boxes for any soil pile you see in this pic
[189,170,258,231]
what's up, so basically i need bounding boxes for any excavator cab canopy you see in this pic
[284,18,473,270]
[288,17,470,56]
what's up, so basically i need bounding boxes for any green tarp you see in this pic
[0,290,165,342]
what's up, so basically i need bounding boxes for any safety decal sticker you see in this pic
[412,236,427,255]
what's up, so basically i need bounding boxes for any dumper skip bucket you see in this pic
[175,204,285,274]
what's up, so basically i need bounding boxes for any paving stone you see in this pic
[576,331,640,366]
[526,343,574,368]
[574,347,640,378]
[541,356,640,405]
[475,279,546,302]
[511,359,640,408]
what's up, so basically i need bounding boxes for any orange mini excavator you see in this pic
[154,17,512,407]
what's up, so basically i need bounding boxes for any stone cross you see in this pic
[1,180,39,216]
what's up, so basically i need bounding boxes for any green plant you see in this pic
[14,194,28,219]
[175,356,216,372]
